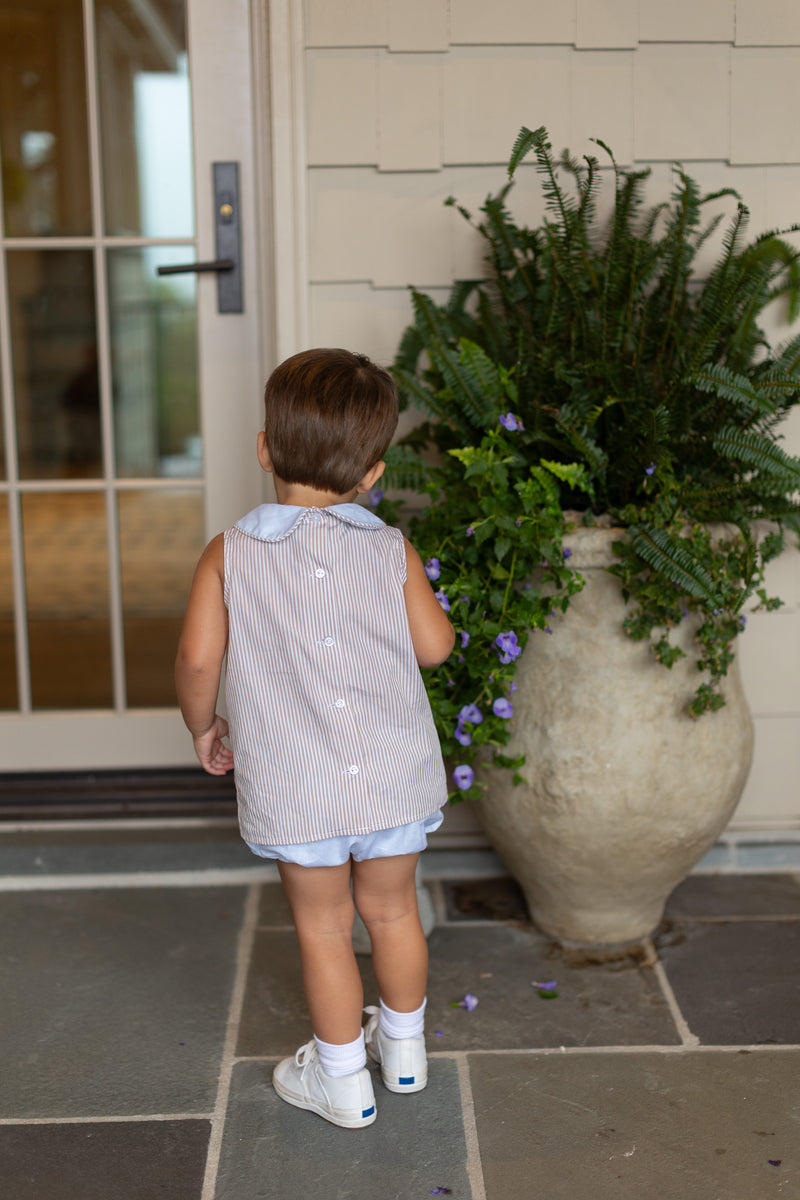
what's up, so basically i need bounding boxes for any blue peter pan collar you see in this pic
[234,502,385,542]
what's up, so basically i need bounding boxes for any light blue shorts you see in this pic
[246,810,444,868]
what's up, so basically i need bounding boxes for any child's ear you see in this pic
[257,432,273,473]
[355,460,385,494]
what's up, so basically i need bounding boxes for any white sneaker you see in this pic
[272,1040,376,1129]
[363,1006,428,1094]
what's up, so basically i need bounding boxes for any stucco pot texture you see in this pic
[471,525,754,945]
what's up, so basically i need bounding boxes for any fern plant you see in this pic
[379,125,800,801]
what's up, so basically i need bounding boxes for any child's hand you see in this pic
[193,715,234,775]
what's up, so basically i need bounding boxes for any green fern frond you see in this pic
[713,426,800,483]
[507,125,547,179]
[555,418,608,472]
[629,526,719,601]
[686,363,772,417]
[456,339,515,412]
[381,444,428,490]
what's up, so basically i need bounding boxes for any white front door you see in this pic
[0,0,268,770]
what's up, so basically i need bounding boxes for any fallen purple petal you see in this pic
[458,993,479,1011]
[768,1161,782,1167]
[532,980,558,990]
[431,1189,452,1195]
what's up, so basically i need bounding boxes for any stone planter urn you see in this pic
[472,525,754,946]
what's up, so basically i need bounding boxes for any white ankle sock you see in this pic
[379,997,426,1040]
[314,1030,367,1078]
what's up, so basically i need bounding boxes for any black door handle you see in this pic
[154,162,243,313]
[157,259,234,276]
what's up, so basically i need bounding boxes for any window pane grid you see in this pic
[0,0,200,716]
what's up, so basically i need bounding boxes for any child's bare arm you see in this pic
[175,534,233,775]
[403,538,456,667]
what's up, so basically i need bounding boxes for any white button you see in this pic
[315,568,326,578]
[333,698,345,709]
[323,637,335,646]
[348,765,360,775]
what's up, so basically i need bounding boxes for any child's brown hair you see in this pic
[263,348,399,493]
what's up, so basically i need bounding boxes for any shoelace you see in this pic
[293,1039,319,1076]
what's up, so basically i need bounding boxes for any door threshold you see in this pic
[0,769,237,819]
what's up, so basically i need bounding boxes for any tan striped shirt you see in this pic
[223,503,447,845]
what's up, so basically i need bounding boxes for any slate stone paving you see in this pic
[0,825,798,1200]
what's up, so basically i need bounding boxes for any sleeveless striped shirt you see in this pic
[223,503,447,845]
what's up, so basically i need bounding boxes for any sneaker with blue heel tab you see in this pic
[272,1040,377,1128]
[363,1006,428,1093]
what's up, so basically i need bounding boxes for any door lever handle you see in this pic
[154,161,243,312]
[156,259,233,275]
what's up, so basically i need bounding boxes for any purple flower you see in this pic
[460,630,470,649]
[510,682,517,693]
[544,626,553,635]
[457,993,479,1011]
[425,557,441,581]
[368,487,384,506]
[435,588,450,611]
[466,525,474,537]
[458,703,483,725]
[739,614,747,629]
[645,463,656,476]
[563,547,571,560]
[453,764,474,789]
[495,630,522,664]
[492,697,513,719]
[516,517,522,527]
[499,412,523,432]
[454,724,472,746]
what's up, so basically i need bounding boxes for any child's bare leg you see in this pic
[278,860,363,1045]
[351,853,427,1012]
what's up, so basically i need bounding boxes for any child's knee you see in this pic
[353,888,417,932]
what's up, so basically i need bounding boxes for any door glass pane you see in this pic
[8,250,102,480]
[0,500,18,710]
[95,0,194,237]
[119,488,204,707]
[108,246,201,479]
[0,373,5,480]
[23,491,112,709]
[0,0,92,237]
